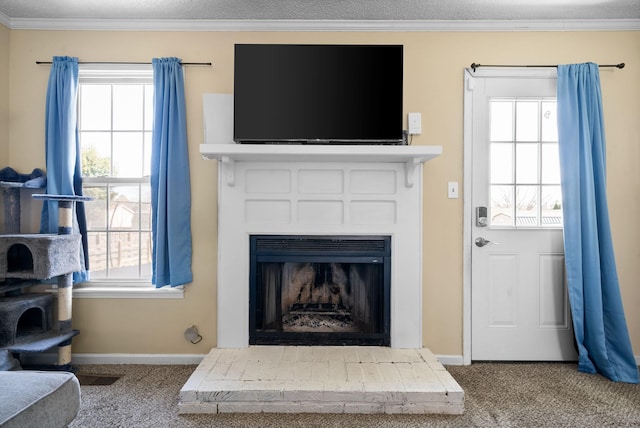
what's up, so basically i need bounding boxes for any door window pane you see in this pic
[490,185,514,226]
[516,143,538,184]
[516,185,538,226]
[490,101,513,141]
[490,143,513,183]
[541,185,563,226]
[515,101,539,142]
[541,101,558,142]
[541,143,560,184]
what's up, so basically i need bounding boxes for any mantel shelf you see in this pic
[200,144,442,187]
[200,143,442,163]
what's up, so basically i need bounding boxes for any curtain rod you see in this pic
[470,62,625,72]
[36,60,212,66]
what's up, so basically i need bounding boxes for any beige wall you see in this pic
[6,29,640,357]
[0,24,9,231]
[0,24,8,166]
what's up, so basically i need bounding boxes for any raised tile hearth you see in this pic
[179,346,464,415]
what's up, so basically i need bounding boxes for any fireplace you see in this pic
[200,143,441,348]
[250,235,390,346]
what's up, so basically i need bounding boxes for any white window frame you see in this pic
[75,64,182,299]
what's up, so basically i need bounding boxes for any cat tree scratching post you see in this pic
[32,194,91,369]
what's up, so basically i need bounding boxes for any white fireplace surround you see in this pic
[201,143,441,348]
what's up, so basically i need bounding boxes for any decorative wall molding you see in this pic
[6,18,640,32]
[0,11,10,29]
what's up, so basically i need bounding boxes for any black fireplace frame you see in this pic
[249,235,391,346]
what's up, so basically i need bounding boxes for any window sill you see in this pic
[44,283,185,299]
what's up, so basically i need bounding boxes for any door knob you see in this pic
[475,237,492,247]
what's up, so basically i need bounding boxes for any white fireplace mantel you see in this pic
[200,144,442,187]
[202,142,442,349]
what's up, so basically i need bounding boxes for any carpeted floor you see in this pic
[69,362,640,427]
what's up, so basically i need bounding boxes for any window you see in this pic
[78,65,153,282]
[489,97,562,228]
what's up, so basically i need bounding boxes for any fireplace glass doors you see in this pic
[249,235,391,346]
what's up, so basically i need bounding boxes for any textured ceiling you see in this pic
[0,0,638,21]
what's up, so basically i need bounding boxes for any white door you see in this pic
[468,71,577,361]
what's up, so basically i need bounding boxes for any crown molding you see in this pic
[6,18,640,32]
[0,11,10,29]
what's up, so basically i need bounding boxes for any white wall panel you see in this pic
[350,170,397,194]
[245,200,291,224]
[350,201,396,225]
[297,200,343,224]
[298,169,343,194]
[245,169,291,193]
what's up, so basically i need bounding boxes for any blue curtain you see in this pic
[40,56,90,283]
[151,57,193,287]
[557,62,638,383]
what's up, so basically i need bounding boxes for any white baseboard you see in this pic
[439,355,640,367]
[20,353,206,366]
[436,354,465,366]
[20,352,638,368]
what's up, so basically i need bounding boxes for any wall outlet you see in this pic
[408,112,422,135]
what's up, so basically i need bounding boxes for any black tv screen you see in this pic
[234,44,403,144]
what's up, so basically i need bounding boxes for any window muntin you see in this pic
[489,98,562,228]
[79,65,153,282]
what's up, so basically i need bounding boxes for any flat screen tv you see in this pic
[233,44,403,144]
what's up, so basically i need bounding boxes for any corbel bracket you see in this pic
[404,158,420,188]
[220,155,236,186]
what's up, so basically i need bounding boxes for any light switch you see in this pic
[448,181,459,199]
